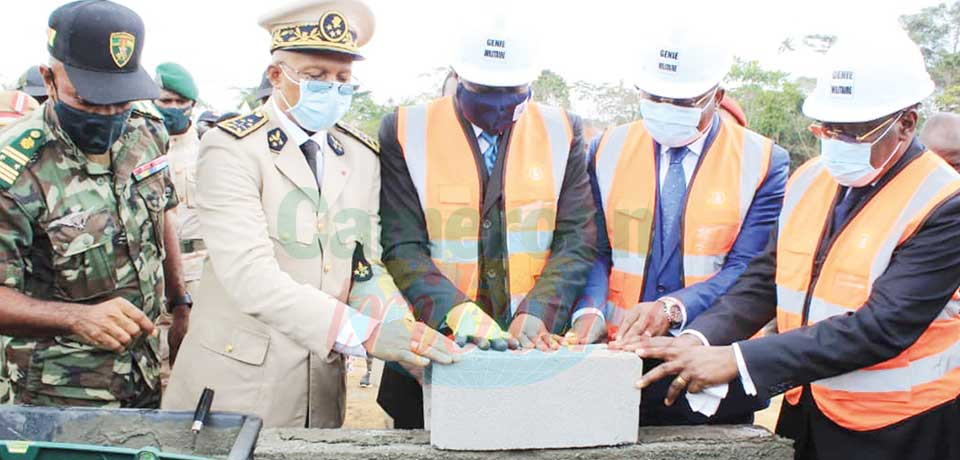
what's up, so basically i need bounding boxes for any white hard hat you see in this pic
[635,22,733,100]
[803,27,935,123]
[451,14,540,87]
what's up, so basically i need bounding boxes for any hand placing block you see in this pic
[425,344,642,450]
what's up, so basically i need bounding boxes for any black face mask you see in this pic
[158,106,192,135]
[53,100,130,154]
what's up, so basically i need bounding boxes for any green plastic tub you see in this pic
[0,406,262,460]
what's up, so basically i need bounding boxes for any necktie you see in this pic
[660,146,688,245]
[831,187,868,236]
[301,139,320,186]
[479,132,499,176]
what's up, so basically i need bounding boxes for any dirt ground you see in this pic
[341,357,782,431]
[342,357,392,429]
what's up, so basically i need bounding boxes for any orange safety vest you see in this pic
[776,152,960,431]
[593,118,773,329]
[396,97,573,314]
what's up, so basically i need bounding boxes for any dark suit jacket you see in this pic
[377,99,597,332]
[688,139,960,459]
[376,99,597,428]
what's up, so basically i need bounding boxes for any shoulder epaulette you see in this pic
[0,128,45,190]
[217,112,269,139]
[336,122,379,154]
[131,101,163,122]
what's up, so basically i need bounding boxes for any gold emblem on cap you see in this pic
[320,11,348,42]
[109,32,136,69]
[270,11,357,54]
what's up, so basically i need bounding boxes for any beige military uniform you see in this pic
[158,126,205,390]
[162,100,404,428]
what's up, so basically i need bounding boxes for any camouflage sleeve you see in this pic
[143,115,178,212]
[0,192,33,290]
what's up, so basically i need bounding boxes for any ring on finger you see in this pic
[674,375,688,388]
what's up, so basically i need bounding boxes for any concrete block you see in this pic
[425,344,642,451]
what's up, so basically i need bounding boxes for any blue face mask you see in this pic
[279,68,354,132]
[53,100,130,154]
[158,106,192,135]
[456,83,531,135]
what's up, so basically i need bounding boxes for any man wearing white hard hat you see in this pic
[570,23,790,425]
[376,15,597,427]
[634,27,960,460]
[163,0,459,428]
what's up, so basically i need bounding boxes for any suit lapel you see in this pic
[322,131,352,208]
[273,133,319,201]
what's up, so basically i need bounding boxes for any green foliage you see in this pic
[532,70,572,109]
[341,91,394,138]
[572,80,641,127]
[726,59,818,168]
[901,2,960,110]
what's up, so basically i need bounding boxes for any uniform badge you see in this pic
[216,112,269,139]
[109,32,136,68]
[336,122,379,153]
[268,128,288,153]
[0,128,45,190]
[327,133,345,156]
[49,210,92,231]
[320,11,349,42]
[132,155,169,182]
[352,242,373,282]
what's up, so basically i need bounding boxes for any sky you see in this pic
[0,0,944,114]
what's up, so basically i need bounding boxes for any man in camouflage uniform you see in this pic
[0,0,189,408]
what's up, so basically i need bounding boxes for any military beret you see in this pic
[155,62,199,101]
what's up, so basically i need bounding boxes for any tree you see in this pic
[532,69,571,109]
[801,34,837,54]
[341,91,393,139]
[726,59,817,168]
[572,80,641,127]
[901,2,960,110]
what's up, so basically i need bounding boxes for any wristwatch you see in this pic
[660,297,684,327]
[166,293,193,314]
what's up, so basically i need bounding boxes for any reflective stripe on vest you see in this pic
[397,97,572,314]
[595,118,773,328]
[775,152,960,431]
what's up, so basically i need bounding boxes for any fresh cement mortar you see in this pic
[40,413,238,457]
[253,425,794,460]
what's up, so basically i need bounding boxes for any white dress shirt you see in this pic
[572,134,709,330]
[473,125,492,152]
[270,102,328,187]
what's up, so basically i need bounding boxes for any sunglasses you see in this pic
[809,111,903,144]
[639,87,718,109]
[279,63,360,96]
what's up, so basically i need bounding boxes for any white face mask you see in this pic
[819,114,903,187]
[639,97,712,148]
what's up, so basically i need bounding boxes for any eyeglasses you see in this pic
[639,86,718,109]
[809,111,903,144]
[278,63,360,96]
